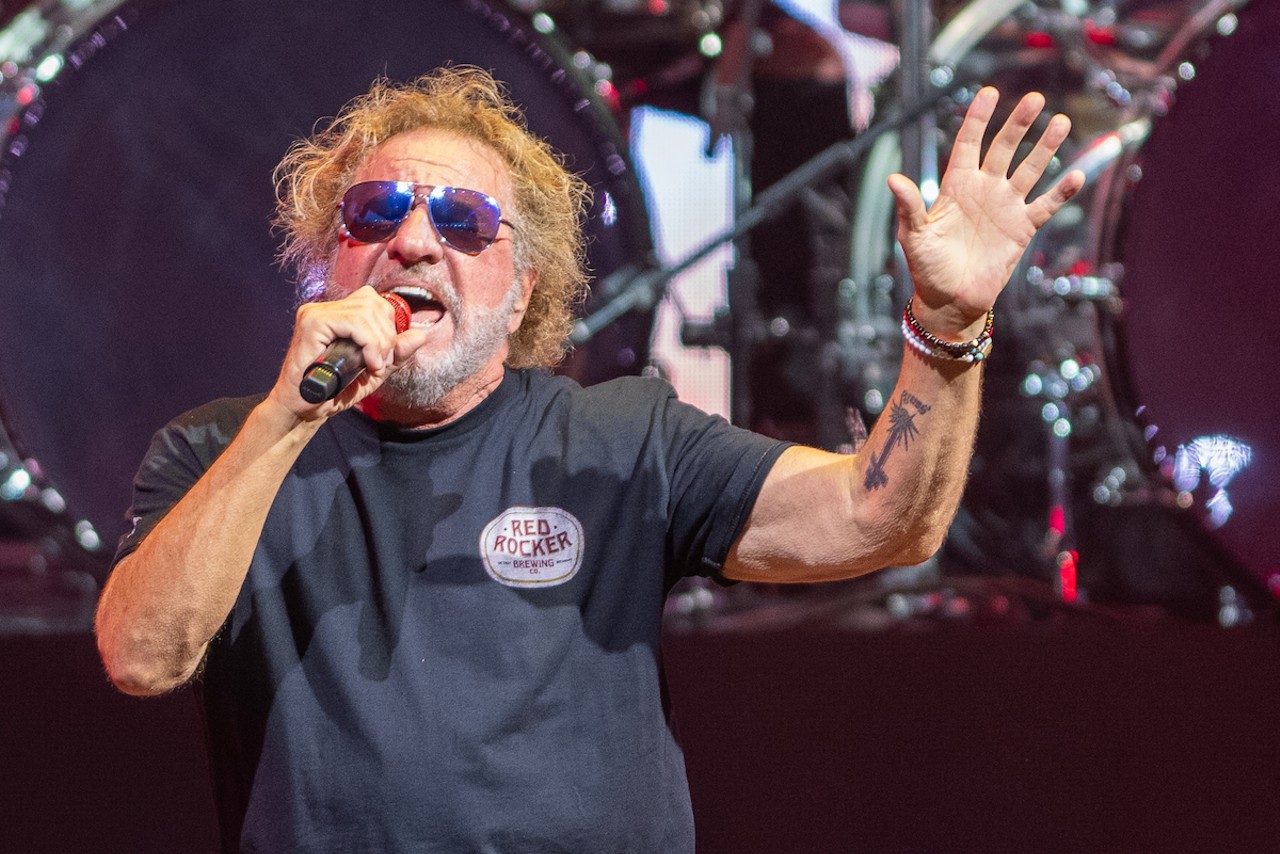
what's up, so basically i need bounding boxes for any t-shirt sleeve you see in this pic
[653,384,791,580]
[111,398,256,566]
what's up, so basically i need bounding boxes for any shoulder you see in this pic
[500,372,717,462]
[169,393,264,431]
[512,368,670,395]
[510,370,679,416]
[583,375,679,403]
[151,394,266,458]
[571,376,681,419]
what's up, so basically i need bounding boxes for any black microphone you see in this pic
[298,293,412,404]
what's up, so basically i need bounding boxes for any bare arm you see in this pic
[724,88,1084,582]
[95,401,321,694]
[95,287,425,695]
[725,347,980,581]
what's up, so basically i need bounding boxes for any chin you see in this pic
[379,337,505,411]
[377,365,458,411]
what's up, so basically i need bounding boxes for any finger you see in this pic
[887,172,927,233]
[392,327,430,366]
[360,342,391,373]
[297,288,397,371]
[981,91,1045,179]
[1026,168,1086,229]
[359,328,400,373]
[949,86,1000,172]
[354,287,406,371]
[1009,112,1073,197]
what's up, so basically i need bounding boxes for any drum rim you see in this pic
[0,0,656,554]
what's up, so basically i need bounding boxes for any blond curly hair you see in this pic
[273,66,592,368]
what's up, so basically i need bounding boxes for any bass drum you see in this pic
[0,0,654,560]
[1103,0,1280,592]
[852,0,1275,610]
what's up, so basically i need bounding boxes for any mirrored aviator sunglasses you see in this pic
[339,181,512,255]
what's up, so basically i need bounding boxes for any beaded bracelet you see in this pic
[901,297,994,363]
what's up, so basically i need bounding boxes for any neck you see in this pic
[359,365,507,430]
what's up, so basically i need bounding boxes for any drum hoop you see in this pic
[0,0,654,553]
[1,0,646,233]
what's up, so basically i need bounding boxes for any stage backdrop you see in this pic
[4,613,1278,853]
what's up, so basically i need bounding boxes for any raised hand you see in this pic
[887,87,1086,339]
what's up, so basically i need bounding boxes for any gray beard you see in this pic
[323,275,522,410]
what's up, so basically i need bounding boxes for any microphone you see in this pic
[298,293,412,404]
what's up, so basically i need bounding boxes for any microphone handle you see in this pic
[297,293,413,404]
[299,340,364,404]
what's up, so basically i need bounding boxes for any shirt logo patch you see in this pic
[480,506,584,588]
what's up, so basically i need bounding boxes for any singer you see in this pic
[94,66,1081,852]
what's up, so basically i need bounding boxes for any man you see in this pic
[95,67,1081,851]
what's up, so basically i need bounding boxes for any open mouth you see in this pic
[391,286,446,326]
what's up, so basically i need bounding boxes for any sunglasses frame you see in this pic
[338,181,514,255]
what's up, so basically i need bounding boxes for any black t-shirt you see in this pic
[115,368,789,853]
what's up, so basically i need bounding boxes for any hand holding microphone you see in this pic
[298,293,413,403]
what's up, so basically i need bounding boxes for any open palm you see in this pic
[889,88,1086,336]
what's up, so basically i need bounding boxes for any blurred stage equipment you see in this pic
[1,0,1273,627]
[882,0,1275,615]
[0,0,654,629]
[0,408,98,633]
[856,0,1278,614]
[581,0,1278,616]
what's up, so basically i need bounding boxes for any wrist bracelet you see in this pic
[901,297,994,363]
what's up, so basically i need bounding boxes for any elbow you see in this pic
[99,644,195,697]
[95,613,198,697]
[890,540,942,570]
[887,519,950,568]
[97,637,190,697]
[100,656,187,697]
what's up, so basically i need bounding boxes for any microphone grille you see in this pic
[383,293,412,333]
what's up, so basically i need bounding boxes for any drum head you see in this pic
[0,0,652,557]
[849,0,1278,605]
[1115,0,1280,586]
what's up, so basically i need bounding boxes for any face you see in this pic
[329,128,534,409]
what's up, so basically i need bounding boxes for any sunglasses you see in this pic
[339,181,513,255]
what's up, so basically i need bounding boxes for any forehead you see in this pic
[352,127,512,203]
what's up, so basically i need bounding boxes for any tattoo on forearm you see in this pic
[863,390,932,491]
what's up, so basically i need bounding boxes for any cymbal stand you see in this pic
[1022,357,1083,602]
[824,0,936,448]
[1017,269,1112,602]
[699,0,770,427]
[895,0,939,198]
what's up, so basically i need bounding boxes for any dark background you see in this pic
[4,614,1280,853]
[3,0,1280,850]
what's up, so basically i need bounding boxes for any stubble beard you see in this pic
[323,274,523,411]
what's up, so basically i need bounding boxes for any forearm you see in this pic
[725,315,985,582]
[95,398,321,695]
[851,333,984,564]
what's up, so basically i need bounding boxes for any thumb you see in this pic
[887,173,927,233]
[392,327,431,367]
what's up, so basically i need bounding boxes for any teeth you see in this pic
[391,285,438,304]
[390,286,445,317]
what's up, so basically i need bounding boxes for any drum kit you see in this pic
[0,0,1273,630]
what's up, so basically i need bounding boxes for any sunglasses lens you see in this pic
[342,182,412,242]
[429,187,502,254]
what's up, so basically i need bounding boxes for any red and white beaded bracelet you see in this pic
[901,297,994,363]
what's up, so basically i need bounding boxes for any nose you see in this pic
[386,199,445,266]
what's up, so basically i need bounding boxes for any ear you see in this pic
[507,268,537,334]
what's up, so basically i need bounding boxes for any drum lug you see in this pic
[1026,265,1120,303]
